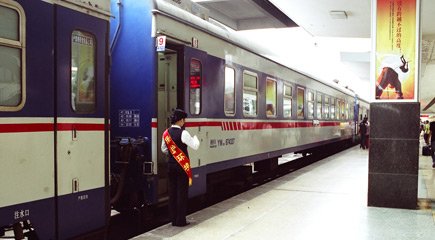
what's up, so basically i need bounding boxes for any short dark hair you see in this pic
[170,109,188,124]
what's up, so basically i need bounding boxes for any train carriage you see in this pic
[108,0,369,211]
[0,0,110,239]
[0,0,369,239]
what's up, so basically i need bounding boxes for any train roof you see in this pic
[43,0,111,19]
[154,0,367,102]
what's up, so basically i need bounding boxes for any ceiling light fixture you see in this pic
[329,10,348,20]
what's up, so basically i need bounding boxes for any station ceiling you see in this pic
[193,0,435,112]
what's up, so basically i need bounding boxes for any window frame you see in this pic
[265,77,277,118]
[316,92,323,120]
[188,58,202,115]
[0,1,26,112]
[283,83,293,118]
[324,95,330,120]
[296,86,305,119]
[70,29,97,113]
[330,98,336,120]
[224,65,236,116]
[242,70,258,117]
[307,90,314,120]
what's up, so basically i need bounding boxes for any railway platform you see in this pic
[132,141,435,240]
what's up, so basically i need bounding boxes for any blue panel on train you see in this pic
[109,0,156,140]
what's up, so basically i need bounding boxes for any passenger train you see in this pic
[0,0,369,239]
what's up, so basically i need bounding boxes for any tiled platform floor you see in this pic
[133,141,435,240]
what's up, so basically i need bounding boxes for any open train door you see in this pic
[54,6,109,239]
[156,46,179,202]
[156,44,207,201]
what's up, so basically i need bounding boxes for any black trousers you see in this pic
[360,133,367,149]
[168,161,189,226]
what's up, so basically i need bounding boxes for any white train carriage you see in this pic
[109,0,369,211]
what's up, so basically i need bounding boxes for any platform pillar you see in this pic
[367,102,420,209]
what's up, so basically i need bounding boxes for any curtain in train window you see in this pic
[224,66,235,115]
[0,4,23,109]
[189,59,202,115]
[243,72,257,116]
[324,96,330,119]
[349,103,354,120]
[338,99,345,120]
[71,30,96,113]
[296,87,304,119]
[345,102,349,119]
[316,93,322,119]
[307,91,314,119]
[283,84,292,118]
[266,78,276,117]
[296,87,305,119]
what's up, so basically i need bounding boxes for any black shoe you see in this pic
[432,163,435,168]
[172,221,190,227]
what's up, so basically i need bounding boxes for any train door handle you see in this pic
[72,127,77,141]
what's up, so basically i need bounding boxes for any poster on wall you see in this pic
[372,0,419,102]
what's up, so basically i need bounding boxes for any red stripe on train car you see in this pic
[154,120,342,130]
[320,122,341,127]
[185,122,222,128]
[57,123,105,131]
[0,123,54,133]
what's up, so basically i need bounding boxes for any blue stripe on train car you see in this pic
[57,188,106,240]
[0,198,56,240]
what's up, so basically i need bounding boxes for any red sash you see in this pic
[163,129,192,186]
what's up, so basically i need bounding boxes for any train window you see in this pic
[324,96,330,119]
[339,99,345,120]
[0,3,25,111]
[71,30,96,113]
[296,87,304,119]
[337,99,341,119]
[330,98,336,119]
[266,78,276,117]
[307,91,314,119]
[283,84,292,118]
[243,71,257,117]
[316,93,322,119]
[224,66,235,115]
[350,103,354,120]
[345,102,350,120]
[0,5,19,40]
[189,59,202,115]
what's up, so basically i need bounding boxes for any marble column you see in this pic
[367,102,420,209]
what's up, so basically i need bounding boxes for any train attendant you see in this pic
[359,117,368,149]
[161,109,200,226]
